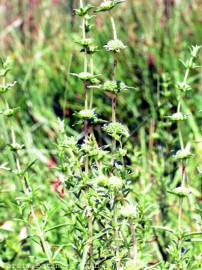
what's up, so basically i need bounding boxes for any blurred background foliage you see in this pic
[0,0,202,267]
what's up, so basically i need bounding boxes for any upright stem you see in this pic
[12,129,53,264]
[129,219,138,268]
[107,9,121,269]
[2,70,52,265]
[80,0,89,170]
[31,206,52,263]
[88,210,94,270]
[112,93,117,154]
[89,56,94,109]
[113,202,121,270]
[178,197,183,236]
[177,122,184,150]
[110,16,118,40]
[79,1,94,268]
[111,94,116,122]
[80,0,84,8]
[111,52,118,154]
[176,55,194,238]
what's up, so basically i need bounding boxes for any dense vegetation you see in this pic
[0,1,202,269]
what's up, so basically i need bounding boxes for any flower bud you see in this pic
[90,78,100,85]
[0,81,17,94]
[71,72,100,81]
[191,45,201,58]
[74,5,93,16]
[77,109,96,120]
[118,148,127,157]
[8,143,24,152]
[103,122,129,141]
[176,81,191,92]
[75,38,94,47]
[3,107,20,117]
[85,46,99,55]
[103,80,128,93]
[167,112,189,121]
[96,174,109,187]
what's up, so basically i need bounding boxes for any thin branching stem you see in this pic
[110,16,118,40]
[12,130,53,264]
[177,54,194,238]
[107,8,121,269]
[1,69,53,265]
[129,219,138,268]
[78,1,94,268]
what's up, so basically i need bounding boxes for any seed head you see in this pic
[77,109,96,120]
[103,80,128,93]
[104,39,126,52]
[103,122,129,141]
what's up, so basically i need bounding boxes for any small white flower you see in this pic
[120,204,137,218]
[109,175,123,189]
[104,39,126,52]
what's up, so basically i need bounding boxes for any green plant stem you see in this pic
[184,57,193,83]
[31,206,53,264]
[80,244,89,270]
[112,93,117,154]
[89,56,100,168]
[178,197,183,237]
[90,126,100,168]
[79,1,94,268]
[80,0,83,7]
[89,56,94,109]
[0,78,16,170]
[88,210,94,270]
[110,11,118,155]
[129,219,138,268]
[177,117,184,237]
[81,11,89,172]
[113,203,121,270]
[107,8,121,267]
[177,121,184,150]
[84,81,89,166]
[176,55,194,239]
[111,52,118,154]
[11,129,53,264]
[109,13,118,40]
[2,70,52,263]
[1,71,53,267]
